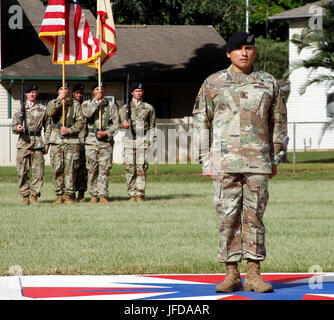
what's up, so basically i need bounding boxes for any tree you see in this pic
[110,0,247,38]
[79,0,246,38]
[290,1,334,94]
[254,36,289,79]
[249,0,319,40]
[78,0,319,41]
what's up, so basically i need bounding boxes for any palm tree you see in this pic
[290,1,334,95]
[290,1,334,146]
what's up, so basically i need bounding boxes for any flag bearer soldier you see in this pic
[193,32,287,293]
[119,83,156,202]
[46,82,85,204]
[81,82,120,204]
[12,84,49,205]
[72,84,88,202]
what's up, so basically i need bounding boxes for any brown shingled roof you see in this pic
[1,0,227,83]
[268,0,330,20]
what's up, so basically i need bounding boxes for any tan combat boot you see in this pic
[244,260,273,293]
[215,262,243,293]
[30,196,40,205]
[77,191,85,202]
[128,197,136,202]
[22,196,30,206]
[54,195,64,204]
[100,197,109,204]
[90,196,98,203]
[64,195,75,204]
[136,196,145,202]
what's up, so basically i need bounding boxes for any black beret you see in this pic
[24,84,38,93]
[129,82,144,92]
[73,83,84,92]
[91,81,105,90]
[56,81,70,92]
[226,32,255,53]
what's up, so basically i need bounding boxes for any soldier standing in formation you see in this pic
[46,82,85,204]
[12,81,156,204]
[119,83,156,202]
[81,82,120,204]
[193,32,287,293]
[72,84,88,202]
[12,84,49,205]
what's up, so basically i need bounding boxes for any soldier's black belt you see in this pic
[24,130,41,136]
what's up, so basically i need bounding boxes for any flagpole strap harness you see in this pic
[87,100,111,132]
[51,81,75,129]
[52,100,75,129]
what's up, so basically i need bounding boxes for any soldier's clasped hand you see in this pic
[93,88,104,102]
[58,88,69,101]
[121,120,130,129]
[203,168,215,180]
[61,126,70,136]
[97,131,108,139]
[16,124,24,133]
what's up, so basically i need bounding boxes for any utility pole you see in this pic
[246,0,249,32]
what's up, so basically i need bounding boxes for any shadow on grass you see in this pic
[39,193,204,204]
[298,158,334,164]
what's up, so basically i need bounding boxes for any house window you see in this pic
[147,97,171,119]
[37,93,57,106]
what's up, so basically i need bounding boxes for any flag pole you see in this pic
[62,35,66,128]
[97,13,102,131]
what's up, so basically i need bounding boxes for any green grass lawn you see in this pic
[0,158,333,275]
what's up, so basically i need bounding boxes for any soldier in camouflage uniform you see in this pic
[119,83,156,202]
[193,32,287,293]
[12,84,49,205]
[72,84,88,202]
[81,82,120,204]
[46,82,85,204]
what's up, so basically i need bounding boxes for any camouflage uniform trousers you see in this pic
[213,173,269,263]
[85,143,113,198]
[16,148,45,198]
[124,147,148,198]
[75,144,88,193]
[50,144,80,197]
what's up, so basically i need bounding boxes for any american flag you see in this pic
[39,0,100,68]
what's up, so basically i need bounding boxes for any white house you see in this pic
[269,0,334,151]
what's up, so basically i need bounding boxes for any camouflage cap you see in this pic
[226,32,255,53]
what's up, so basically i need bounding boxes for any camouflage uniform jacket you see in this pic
[12,102,48,149]
[119,100,156,148]
[193,65,287,174]
[81,98,120,145]
[46,98,85,145]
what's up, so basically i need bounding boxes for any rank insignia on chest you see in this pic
[240,91,248,99]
